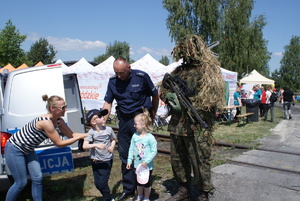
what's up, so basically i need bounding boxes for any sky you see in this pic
[0,0,299,73]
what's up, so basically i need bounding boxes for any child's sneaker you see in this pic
[134,195,144,201]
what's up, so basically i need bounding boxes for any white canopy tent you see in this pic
[240,69,274,85]
[55,59,70,74]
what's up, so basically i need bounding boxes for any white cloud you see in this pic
[273,52,283,57]
[26,32,40,41]
[47,36,106,51]
[136,46,172,57]
[25,32,106,51]
[138,46,154,53]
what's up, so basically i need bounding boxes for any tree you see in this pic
[163,0,220,44]
[94,41,130,64]
[245,15,271,76]
[163,0,271,78]
[0,20,27,67]
[220,4,271,77]
[27,38,57,66]
[276,36,300,91]
[159,56,170,65]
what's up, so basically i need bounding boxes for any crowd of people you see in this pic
[233,84,296,122]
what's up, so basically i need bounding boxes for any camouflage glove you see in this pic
[165,92,182,113]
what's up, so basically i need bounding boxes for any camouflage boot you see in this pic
[198,192,209,201]
[165,186,189,201]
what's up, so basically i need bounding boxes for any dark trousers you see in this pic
[170,134,214,194]
[259,103,265,117]
[264,103,274,121]
[118,117,137,194]
[234,106,241,120]
[92,159,113,201]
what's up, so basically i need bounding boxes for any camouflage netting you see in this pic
[171,34,225,112]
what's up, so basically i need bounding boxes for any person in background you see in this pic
[278,88,284,103]
[83,109,117,201]
[233,87,242,121]
[102,57,159,200]
[247,85,255,99]
[126,110,157,201]
[5,95,88,201]
[253,84,262,100]
[264,85,274,122]
[260,86,266,118]
[282,87,295,120]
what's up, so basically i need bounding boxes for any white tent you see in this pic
[93,56,115,75]
[131,54,172,85]
[240,69,274,85]
[67,57,94,74]
[55,59,70,74]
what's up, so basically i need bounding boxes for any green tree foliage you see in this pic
[27,38,57,66]
[94,41,130,64]
[271,69,282,88]
[0,20,27,67]
[163,0,271,78]
[163,0,220,43]
[276,36,300,91]
[159,55,170,65]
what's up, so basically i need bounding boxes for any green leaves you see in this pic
[0,20,26,67]
[277,36,300,90]
[27,38,57,65]
[93,41,131,64]
[163,0,271,78]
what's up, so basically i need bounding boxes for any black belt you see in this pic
[119,109,144,119]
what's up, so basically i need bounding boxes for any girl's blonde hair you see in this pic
[42,94,64,112]
[135,109,153,132]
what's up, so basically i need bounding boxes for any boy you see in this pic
[83,109,117,201]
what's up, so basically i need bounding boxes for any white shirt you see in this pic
[266,90,272,104]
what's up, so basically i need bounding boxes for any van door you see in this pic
[2,65,66,135]
[63,73,85,149]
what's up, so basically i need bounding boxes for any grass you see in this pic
[4,106,283,201]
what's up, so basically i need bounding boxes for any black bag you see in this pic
[270,92,278,102]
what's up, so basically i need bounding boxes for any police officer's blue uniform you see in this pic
[104,69,158,195]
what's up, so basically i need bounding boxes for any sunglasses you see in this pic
[97,113,104,118]
[54,105,67,110]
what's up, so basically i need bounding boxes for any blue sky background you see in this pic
[0,0,299,73]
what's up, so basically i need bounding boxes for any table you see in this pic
[220,105,241,125]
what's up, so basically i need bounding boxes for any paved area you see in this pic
[210,104,300,201]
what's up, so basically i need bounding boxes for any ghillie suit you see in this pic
[160,34,225,201]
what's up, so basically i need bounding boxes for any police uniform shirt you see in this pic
[104,69,158,114]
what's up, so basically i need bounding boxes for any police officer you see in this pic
[102,57,159,200]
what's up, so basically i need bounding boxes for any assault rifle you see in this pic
[162,73,208,128]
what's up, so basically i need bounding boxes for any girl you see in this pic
[126,110,157,201]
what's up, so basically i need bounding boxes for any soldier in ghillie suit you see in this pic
[160,34,225,201]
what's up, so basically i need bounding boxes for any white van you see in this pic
[0,64,85,191]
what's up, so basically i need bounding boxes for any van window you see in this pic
[8,68,65,116]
